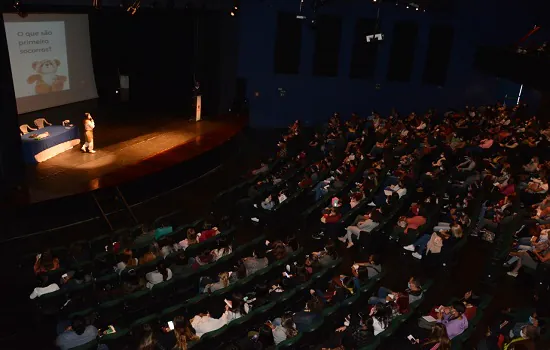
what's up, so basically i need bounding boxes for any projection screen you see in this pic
[3,13,98,114]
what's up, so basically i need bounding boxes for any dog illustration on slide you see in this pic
[27,59,67,94]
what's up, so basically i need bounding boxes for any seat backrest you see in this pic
[34,118,48,129]
[20,124,31,135]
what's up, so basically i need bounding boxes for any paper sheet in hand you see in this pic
[422,316,437,323]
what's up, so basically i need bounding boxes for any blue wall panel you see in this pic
[238,0,541,127]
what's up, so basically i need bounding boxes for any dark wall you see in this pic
[0,15,24,199]
[237,0,543,127]
[90,10,195,111]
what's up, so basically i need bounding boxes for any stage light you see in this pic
[92,0,101,9]
[234,6,238,9]
[416,7,419,10]
[13,0,27,18]
[230,11,235,16]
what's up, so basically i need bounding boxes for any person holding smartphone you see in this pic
[56,316,101,350]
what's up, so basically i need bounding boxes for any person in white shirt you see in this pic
[81,112,96,153]
[370,303,392,335]
[145,261,173,289]
[220,293,250,324]
[30,278,60,299]
[190,313,225,338]
[270,315,298,344]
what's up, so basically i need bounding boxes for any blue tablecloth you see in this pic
[21,125,80,163]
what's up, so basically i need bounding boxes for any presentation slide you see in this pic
[3,14,98,114]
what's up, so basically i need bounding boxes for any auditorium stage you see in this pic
[22,115,247,204]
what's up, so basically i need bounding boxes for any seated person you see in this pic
[261,194,276,211]
[282,260,313,288]
[30,275,60,299]
[211,238,232,261]
[332,312,375,348]
[242,245,268,276]
[145,260,173,289]
[139,248,157,265]
[190,309,225,338]
[525,178,549,194]
[293,296,324,332]
[199,222,221,242]
[314,277,353,304]
[311,240,339,268]
[424,291,478,323]
[403,229,456,260]
[169,251,192,275]
[158,237,180,257]
[192,250,215,270]
[178,228,199,250]
[339,213,380,248]
[436,301,469,340]
[369,276,423,306]
[34,250,60,275]
[220,292,250,323]
[157,315,199,350]
[353,254,382,279]
[269,313,299,345]
[506,243,550,277]
[370,303,393,335]
[313,207,343,240]
[456,156,476,173]
[56,316,100,350]
[203,272,231,293]
[413,323,451,350]
[523,156,540,173]
[393,214,427,241]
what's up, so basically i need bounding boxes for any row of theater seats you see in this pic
[32,228,242,318]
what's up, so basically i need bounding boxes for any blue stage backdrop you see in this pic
[237,0,544,127]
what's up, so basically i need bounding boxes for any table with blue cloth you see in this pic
[21,125,80,164]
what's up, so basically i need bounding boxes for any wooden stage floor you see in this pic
[23,116,247,204]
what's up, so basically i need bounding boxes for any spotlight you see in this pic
[13,0,27,18]
[230,11,235,16]
[416,7,419,10]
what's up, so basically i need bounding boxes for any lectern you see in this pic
[195,95,202,121]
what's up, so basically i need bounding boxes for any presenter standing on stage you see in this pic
[81,113,96,153]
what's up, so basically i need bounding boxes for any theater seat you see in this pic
[69,339,98,350]
[99,327,129,349]
[358,336,380,350]
[275,333,303,350]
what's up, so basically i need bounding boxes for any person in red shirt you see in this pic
[299,172,313,189]
[313,208,342,240]
[199,223,220,243]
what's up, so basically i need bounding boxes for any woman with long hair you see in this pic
[138,331,158,350]
[371,303,392,335]
[178,228,198,250]
[204,272,230,293]
[173,316,199,350]
[272,313,298,345]
[34,250,60,275]
[221,292,249,323]
[419,323,451,350]
[253,325,275,349]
